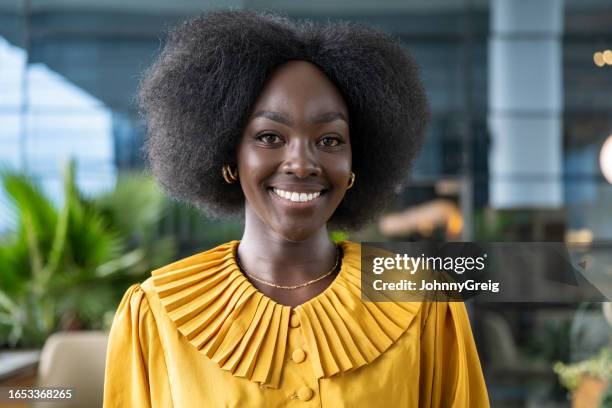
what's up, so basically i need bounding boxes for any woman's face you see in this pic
[237,60,352,242]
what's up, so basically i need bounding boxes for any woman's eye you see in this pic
[318,136,343,147]
[257,133,283,144]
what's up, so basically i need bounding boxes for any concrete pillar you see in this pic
[488,0,564,208]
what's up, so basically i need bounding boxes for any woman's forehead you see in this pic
[249,60,349,121]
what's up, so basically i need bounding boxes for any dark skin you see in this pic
[236,60,352,308]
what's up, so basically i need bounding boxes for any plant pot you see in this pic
[572,375,608,408]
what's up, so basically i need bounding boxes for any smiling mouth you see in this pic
[268,187,327,204]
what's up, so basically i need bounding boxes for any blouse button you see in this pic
[291,348,306,363]
[296,386,314,401]
[289,314,300,328]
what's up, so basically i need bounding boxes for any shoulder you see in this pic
[140,239,239,299]
[117,283,148,310]
[129,240,240,323]
[341,240,360,249]
[150,240,238,277]
[113,283,155,327]
[418,301,475,337]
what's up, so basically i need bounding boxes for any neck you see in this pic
[237,207,338,285]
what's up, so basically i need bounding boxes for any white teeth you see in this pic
[272,188,322,203]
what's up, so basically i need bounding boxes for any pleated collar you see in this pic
[151,240,420,389]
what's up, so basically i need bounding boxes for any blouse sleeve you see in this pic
[103,284,172,408]
[418,301,490,408]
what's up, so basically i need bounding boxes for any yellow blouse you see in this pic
[103,240,490,407]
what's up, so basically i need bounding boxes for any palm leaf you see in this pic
[95,173,166,238]
[2,171,58,251]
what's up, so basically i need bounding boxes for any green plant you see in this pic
[554,347,612,406]
[554,347,612,391]
[330,230,350,242]
[0,160,175,348]
[474,208,509,241]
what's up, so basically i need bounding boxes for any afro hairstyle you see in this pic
[138,9,429,231]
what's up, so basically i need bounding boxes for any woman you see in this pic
[104,10,490,407]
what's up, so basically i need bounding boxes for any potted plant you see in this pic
[555,304,612,408]
[0,159,175,348]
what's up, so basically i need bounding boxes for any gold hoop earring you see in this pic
[347,172,355,189]
[222,164,239,184]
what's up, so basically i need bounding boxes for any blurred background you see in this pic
[0,0,611,407]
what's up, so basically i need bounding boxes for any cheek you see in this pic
[326,156,352,186]
[237,150,276,198]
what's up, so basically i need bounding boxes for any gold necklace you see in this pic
[235,244,341,290]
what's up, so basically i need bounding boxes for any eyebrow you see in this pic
[250,110,348,126]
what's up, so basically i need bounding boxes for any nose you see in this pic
[281,138,322,178]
